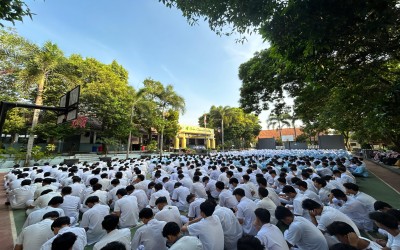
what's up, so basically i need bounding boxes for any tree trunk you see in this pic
[26,74,45,165]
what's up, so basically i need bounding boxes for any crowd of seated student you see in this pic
[4,149,399,250]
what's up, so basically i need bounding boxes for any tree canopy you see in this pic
[161,0,400,150]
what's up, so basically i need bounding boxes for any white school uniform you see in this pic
[131,219,167,250]
[40,226,87,250]
[15,218,55,250]
[284,216,329,250]
[93,228,131,250]
[80,203,109,245]
[188,198,206,219]
[155,205,182,227]
[236,197,258,236]
[190,182,208,199]
[256,223,289,250]
[218,189,238,209]
[114,195,139,228]
[213,206,243,250]
[188,215,224,250]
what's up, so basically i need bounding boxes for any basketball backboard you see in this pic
[57,86,80,124]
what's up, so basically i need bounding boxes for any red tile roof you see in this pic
[258,128,303,139]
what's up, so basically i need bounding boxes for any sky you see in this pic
[10,0,293,129]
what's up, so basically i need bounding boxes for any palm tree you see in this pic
[18,42,65,163]
[290,113,300,140]
[142,79,185,156]
[210,106,232,151]
[266,113,291,142]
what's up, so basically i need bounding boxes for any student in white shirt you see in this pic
[80,196,110,245]
[212,203,243,250]
[326,221,382,250]
[8,179,35,209]
[256,187,278,225]
[155,196,182,227]
[14,211,59,250]
[233,188,258,236]
[203,176,219,199]
[23,196,65,229]
[93,215,131,250]
[302,198,360,236]
[182,200,224,250]
[131,208,167,250]
[59,186,81,225]
[149,183,172,208]
[369,212,400,250]
[171,182,190,211]
[40,216,87,250]
[190,175,208,199]
[126,184,149,210]
[187,194,206,220]
[254,208,289,250]
[162,222,203,250]
[50,232,77,250]
[282,185,308,218]
[216,181,238,209]
[275,206,329,250]
[113,188,139,228]
[343,183,376,212]
[330,189,373,231]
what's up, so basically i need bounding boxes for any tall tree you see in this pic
[0,0,32,26]
[141,79,185,155]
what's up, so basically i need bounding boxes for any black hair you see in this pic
[200,201,215,217]
[331,189,346,199]
[282,185,296,194]
[100,241,127,250]
[102,214,119,231]
[155,196,168,205]
[186,193,196,203]
[343,183,359,192]
[256,177,267,187]
[126,185,135,192]
[51,232,77,250]
[258,187,269,198]
[116,188,127,197]
[89,178,99,186]
[232,188,245,197]
[61,186,72,195]
[229,178,239,185]
[43,211,60,220]
[85,196,100,205]
[48,196,64,206]
[301,199,322,210]
[215,181,225,190]
[254,208,270,224]
[51,216,70,231]
[275,206,293,221]
[237,235,264,250]
[162,222,180,237]
[326,221,355,236]
[92,183,102,191]
[139,208,154,219]
[154,183,163,191]
[374,201,392,211]
[369,211,398,229]
[295,180,308,189]
[21,179,31,186]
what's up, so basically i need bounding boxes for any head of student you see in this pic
[253,208,271,230]
[232,188,246,202]
[237,235,264,250]
[301,199,323,216]
[200,201,215,218]
[51,216,71,234]
[102,214,119,233]
[155,196,168,211]
[51,232,77,250]
[373,201,392,212]
[326,221,359,245]
[274,206,294,225]
[139,208,154,224]
[162,222,182,246]
[100,241,126,250]
[282,185,297,199]
[116,188,127,199]
[369,211,399,232]
[85,196,100,208]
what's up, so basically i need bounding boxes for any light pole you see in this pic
[126,105,134,159]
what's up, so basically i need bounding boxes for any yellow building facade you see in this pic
[174,125,216,149]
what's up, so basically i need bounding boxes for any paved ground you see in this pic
[364,160,400,193]
[0,173,15,250]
